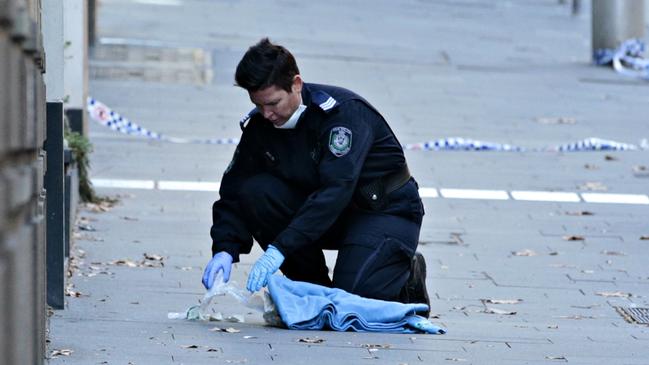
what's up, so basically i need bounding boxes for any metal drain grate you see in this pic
[615,307,649,325]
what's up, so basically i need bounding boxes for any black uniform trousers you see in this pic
[239,173,421,301]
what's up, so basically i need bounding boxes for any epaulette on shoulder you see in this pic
[311,90,339,113]
[239,108,258,130]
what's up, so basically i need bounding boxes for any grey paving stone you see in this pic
[48,0,649,364]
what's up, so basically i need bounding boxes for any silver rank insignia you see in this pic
[328,126,352,157]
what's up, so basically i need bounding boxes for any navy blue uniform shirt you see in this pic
[211,83,423,261]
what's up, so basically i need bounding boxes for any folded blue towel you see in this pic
[267,275,446,334]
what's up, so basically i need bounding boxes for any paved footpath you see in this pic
[49,1,649,364]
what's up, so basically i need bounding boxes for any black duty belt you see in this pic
[384,165,411,195]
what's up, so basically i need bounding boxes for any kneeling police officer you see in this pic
[202,38,430,316]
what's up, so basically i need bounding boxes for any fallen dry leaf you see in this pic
[449,232,464,245]
[144,253,164,261]
[65,284,82,298]
[536,117,576,125]
[182,345,199,349]
[601,250,625,256]
[483,307,516,315]
[545,355,567,361]
[640,235,649,240]
[209,326,240,333]
[361,344,391,349]
[596,291,631,298]
[512,249,537,257]
[565,210,594,216]
[109,259,138,267]
[73,232,104,242]
[483,299,522,305]
[51,349,73,357]
[604,155,617,161]
[77,215,95,224]
[77,224,96,231]
[563,235,585,241]
[207,348,219,352]
[632,165,649,177]
[298,337,324,344]
[84,200,117,213]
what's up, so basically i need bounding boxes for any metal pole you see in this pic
[45,101,65,310]
[592,0,645,53]
[88,0,96,48]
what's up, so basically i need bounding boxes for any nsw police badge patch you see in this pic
[328,126,352,157]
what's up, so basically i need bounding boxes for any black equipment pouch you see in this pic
[358,178,387,210]
[356,165,411,211]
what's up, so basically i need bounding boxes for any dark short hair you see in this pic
[235,38,300,93]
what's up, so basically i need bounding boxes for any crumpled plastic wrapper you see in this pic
[168,272,283,327]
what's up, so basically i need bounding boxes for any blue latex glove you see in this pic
[246,245,285,292]
[202,251,233,289]
[405,315,446,334]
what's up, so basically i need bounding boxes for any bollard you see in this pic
[592,0,645,55]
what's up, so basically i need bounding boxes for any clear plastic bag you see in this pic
[168,272,283,327]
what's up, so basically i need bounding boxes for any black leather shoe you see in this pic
[399,252,431,318]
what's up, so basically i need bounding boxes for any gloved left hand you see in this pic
[246,244,285,292]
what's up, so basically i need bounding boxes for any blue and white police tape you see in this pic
[87,97,647,152]
[594,38,649,80]
[552,137,638,152]
[87,97,240,145]
[404,138,523,152]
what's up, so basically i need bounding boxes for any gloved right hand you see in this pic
[202,251,233,290]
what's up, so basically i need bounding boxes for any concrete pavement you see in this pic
[48,1,649,364]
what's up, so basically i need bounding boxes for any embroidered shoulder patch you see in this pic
[328,126,352,157]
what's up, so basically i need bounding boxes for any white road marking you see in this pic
[158,180,220,192]
[92,178,155,189]
[133,0,182,6]
[440,188,509,200]
[91,178,649,205]
[510,191,581,202]
[581,193,649,205]
[418,188,439,198]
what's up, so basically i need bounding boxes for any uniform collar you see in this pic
[274,101,306,129]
